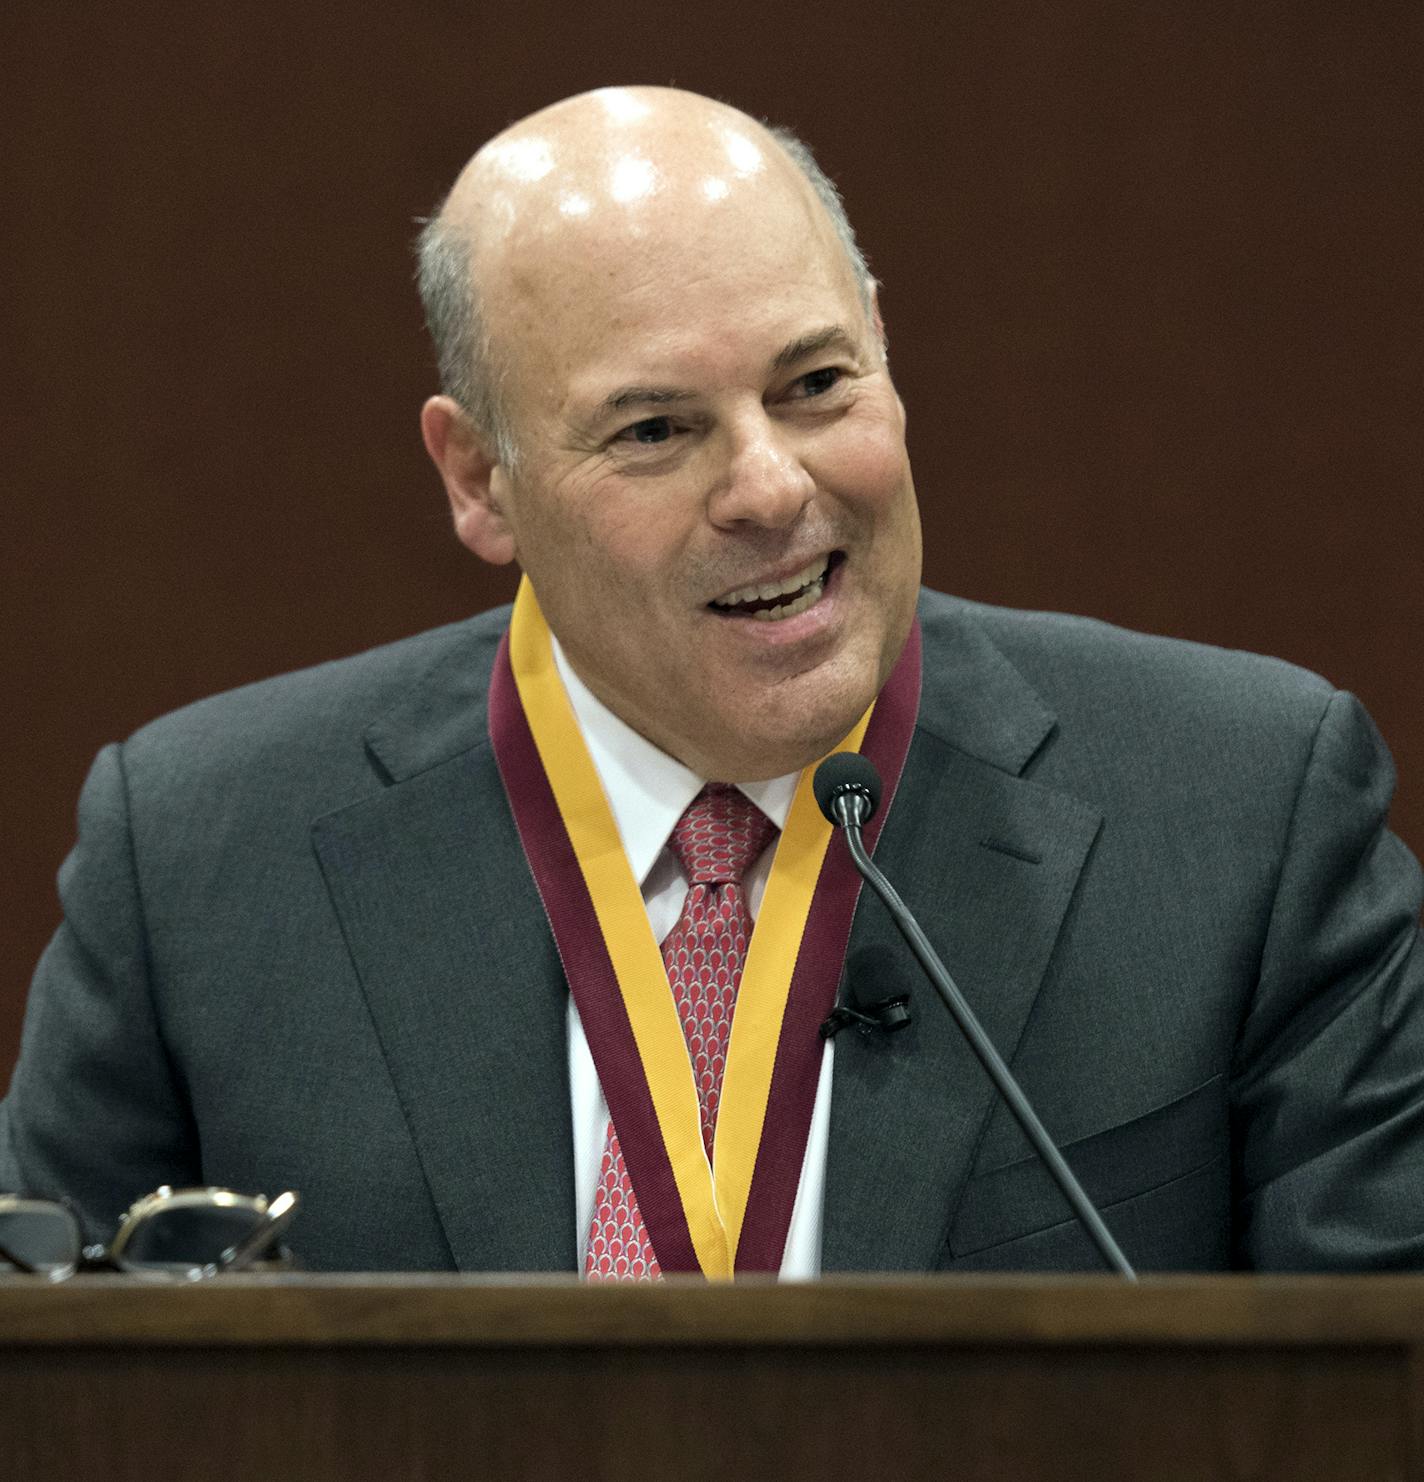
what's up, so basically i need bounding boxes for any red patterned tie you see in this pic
[585,784,776,1280]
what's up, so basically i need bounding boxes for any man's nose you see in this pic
[707,415,816,528]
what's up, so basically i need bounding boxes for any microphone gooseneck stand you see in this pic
[817,756,1137,1281]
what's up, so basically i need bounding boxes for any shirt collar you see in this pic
[550,637,798,887]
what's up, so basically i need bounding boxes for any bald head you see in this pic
[416,87,875,464]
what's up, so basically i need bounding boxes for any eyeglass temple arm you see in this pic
[209,1190,300,1275]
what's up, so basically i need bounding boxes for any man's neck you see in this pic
[549,635,799,883]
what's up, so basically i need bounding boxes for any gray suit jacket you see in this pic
[4,591,1422,1271]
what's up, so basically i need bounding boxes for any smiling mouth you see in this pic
[708,554,840,622]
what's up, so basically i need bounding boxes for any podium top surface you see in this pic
[2,1273,1424,1348]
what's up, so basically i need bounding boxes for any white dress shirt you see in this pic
[551,638,833,1278]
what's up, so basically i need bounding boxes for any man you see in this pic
[3,87,1422,1274]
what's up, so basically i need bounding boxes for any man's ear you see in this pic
[869,286,890,357]
[420,395,517,565]
[868,288,905,423]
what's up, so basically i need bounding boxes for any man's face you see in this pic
[470,138,922,780]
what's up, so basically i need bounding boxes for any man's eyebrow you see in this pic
[589,325,859,422]
[770,325,858,372]
[595,386,697,419]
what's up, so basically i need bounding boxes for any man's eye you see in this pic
[796,367,842,398]
[619,416,675,445]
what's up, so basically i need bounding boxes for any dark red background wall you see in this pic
[3,3,1420,1075]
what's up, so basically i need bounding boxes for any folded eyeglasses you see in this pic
[0,1185,299,1281]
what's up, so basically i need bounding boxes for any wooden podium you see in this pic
[1,1275,1420,1479]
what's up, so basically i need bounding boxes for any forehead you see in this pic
[484,169,865,419]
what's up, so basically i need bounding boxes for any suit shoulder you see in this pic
[920,590,1337,733]
[119,606,509,794]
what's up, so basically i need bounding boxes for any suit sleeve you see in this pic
[0,743,199,1241]
[1234,689,1424,1268]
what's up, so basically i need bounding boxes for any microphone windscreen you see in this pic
[812,752,883,824]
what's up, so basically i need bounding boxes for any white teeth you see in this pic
[750,576,825,621]
[716,557,829,609]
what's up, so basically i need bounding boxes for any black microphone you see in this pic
[814,753,1137,1280]
[815,759,910,1037]
[814,751,882,827]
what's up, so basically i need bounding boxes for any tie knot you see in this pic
[669,784,776,886]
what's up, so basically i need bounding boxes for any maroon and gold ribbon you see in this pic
[489,577,920,1275]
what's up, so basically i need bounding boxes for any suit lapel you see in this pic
[311,619,577,1273]
[822,600,1103,1271]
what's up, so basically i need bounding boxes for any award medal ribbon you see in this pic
[489,577,921,1276]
